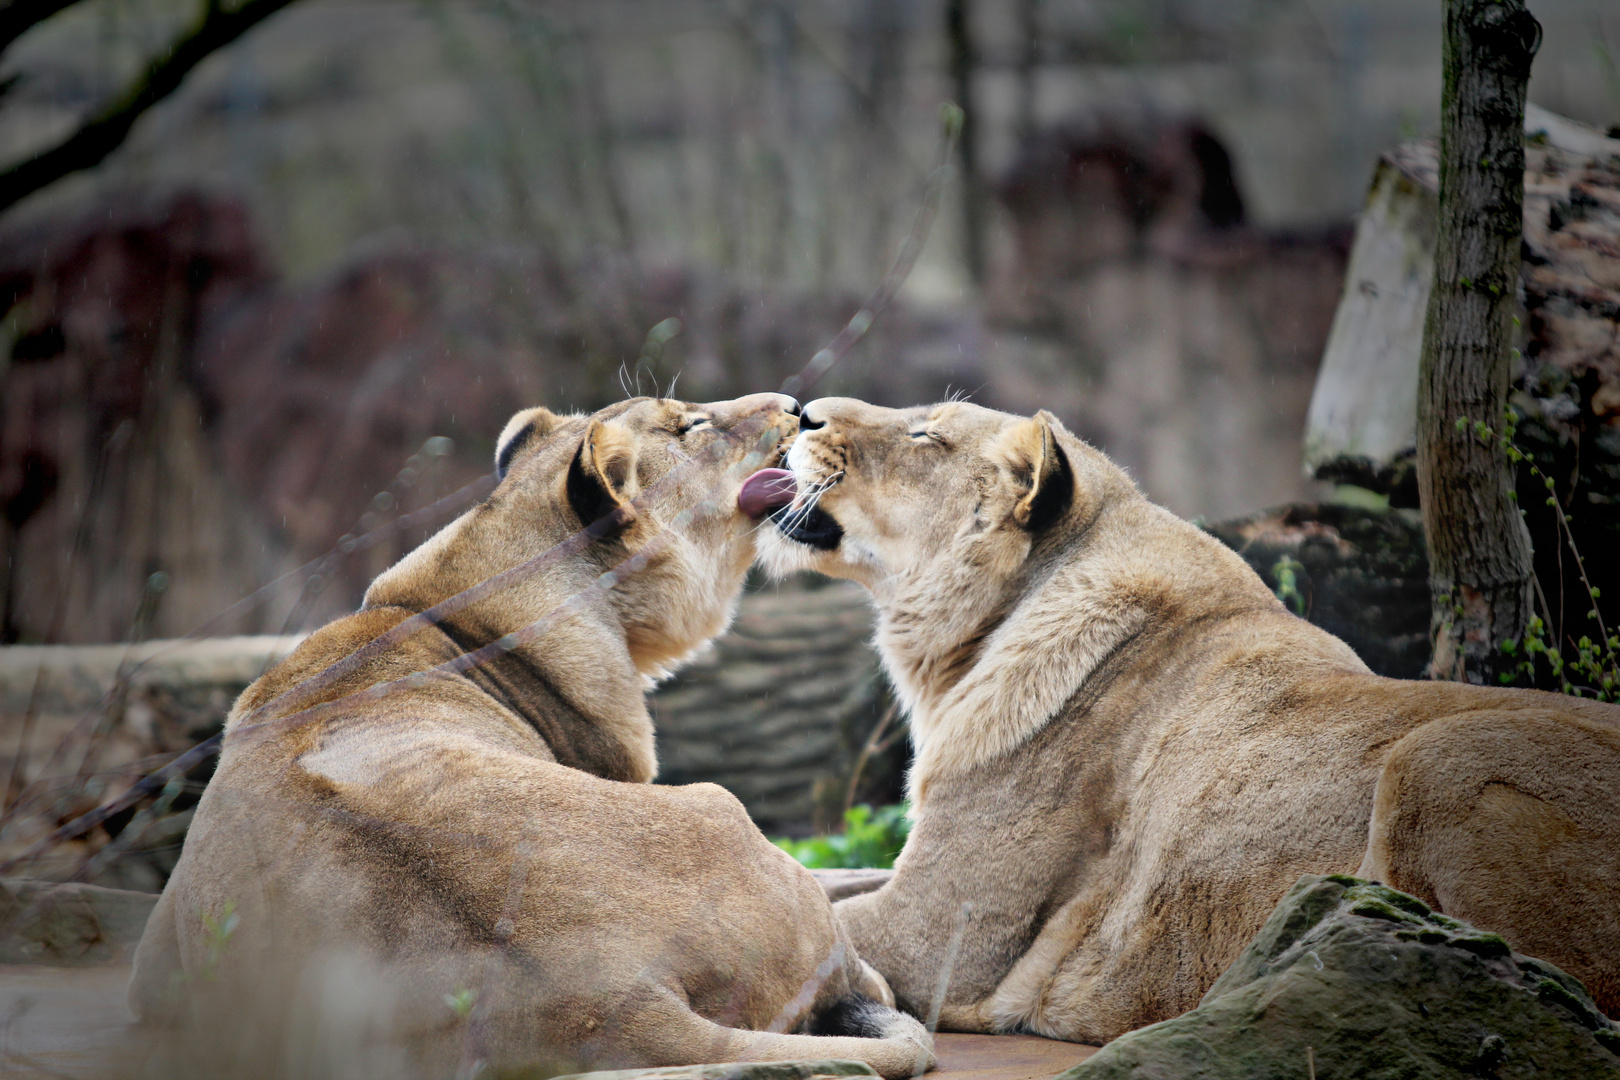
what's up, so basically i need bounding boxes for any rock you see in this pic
[1301,107,1620,639]
[0,635,302,889]
[653,580,903,831]
[1201,503,1430,678]
[1060,875,1620,1080]
[0,878,158,966]
[540,1062,877,1080]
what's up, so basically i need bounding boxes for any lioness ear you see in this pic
[567,419,639,531]
[495,407,566,480]
[997,410,1074,532]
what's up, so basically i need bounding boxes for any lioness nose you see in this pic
[762,393,800,416]
[733,392,800,417]
[798,404,826,431]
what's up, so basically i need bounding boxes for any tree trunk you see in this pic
[1417,0,1541,684]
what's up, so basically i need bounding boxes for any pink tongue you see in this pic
[739,468,798,519]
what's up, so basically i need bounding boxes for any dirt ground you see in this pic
[0,962,1097,1080]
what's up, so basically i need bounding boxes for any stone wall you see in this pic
[0,506,1434,892]
[987,116,1349,520]
[0,581,901,889]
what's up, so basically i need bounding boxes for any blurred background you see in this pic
[1,0,1618,885]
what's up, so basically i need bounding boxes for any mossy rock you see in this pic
[1059,874,1620,1080]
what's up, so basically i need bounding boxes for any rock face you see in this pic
[1302,107,1620,640]
[654,581,902,831]
[0,878,157,966]
[0,193,282,645]
[1062,875,1620,1080]
[992,114,1349,522]
[0,190,975,646]
[1202,503,1430,679]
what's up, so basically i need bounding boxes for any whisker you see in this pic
[778,479,824,533]
[775,490,814,535]
[777,472,841,534]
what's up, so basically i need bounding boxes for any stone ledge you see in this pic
[809,868,894,901]
[0,878,158,967]
[545,1062,877,1080]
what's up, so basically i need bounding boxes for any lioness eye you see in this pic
[909,429,946,445]
[680,417,712,434]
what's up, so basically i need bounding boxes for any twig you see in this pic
[917,900,972,1076]
[843,700,899,816]
[2,408,128,811]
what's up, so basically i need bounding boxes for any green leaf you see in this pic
[774,804,912,869]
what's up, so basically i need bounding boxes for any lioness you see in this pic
[756,397,1620,1042]
[129,393,933,1079]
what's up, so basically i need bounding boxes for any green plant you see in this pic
[199,899,239,982]
[1271,556,1307,616]
[1462,412,1619,700]
[774,804,911,870]
[444,986,477,1020]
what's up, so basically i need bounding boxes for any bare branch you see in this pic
[0,0,299,216]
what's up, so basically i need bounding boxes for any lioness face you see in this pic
[755,397,1076,599]
[509,392,801,676]
[376,393,799,681]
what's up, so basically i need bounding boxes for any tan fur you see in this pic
[128,394,934,1080]
[758,396,1620,1041]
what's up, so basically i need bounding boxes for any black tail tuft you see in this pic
[810,993,899,1039]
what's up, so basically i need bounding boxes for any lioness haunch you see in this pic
[129,394,932,1079]
[758,396,1620,1043]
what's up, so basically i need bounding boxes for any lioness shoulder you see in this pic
[758,396,1620,1039]
[129,393,935,1079]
